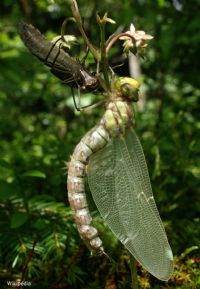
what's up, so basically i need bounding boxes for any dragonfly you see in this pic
[19,20,173,281]
[18,22,98,92]
[67,77,174,281]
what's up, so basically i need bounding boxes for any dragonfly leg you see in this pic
[78,100,106,112]
[71,87,80,111]
[80,47,89,66]
[70,87,105,112]
[60,17,75,45]
[61,17,89,66]
[52,43,62,67]
[62,76,77,84]
[44,37,62,64]
[109,66,116,90]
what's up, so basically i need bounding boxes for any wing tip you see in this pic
[150,258,174,281]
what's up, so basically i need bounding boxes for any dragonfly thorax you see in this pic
[101,99,133,136]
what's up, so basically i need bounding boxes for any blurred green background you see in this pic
[0,0,200,288]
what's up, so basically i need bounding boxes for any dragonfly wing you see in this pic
[87,128,173,281]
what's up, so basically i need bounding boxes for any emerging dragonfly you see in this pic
[67,77,173,281]
[19,12,173,281]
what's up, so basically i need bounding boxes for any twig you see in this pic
[96,12,110,89]
[130,254,138,289]
[104,274,117,289]
[69,0,100,61]
[19,239,38,287]
[50,244,84,289]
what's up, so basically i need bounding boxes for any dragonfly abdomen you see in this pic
[67,98,133,254]
[67,125,110,254]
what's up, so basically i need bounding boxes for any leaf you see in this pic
[32,219,49,230]
[0,182,19,199]
[10,212,29,229]
[22,170,46,178]
[187,166,200,179]
[157,0,166,7]
[12,254,19,268]
[0,159,11,168]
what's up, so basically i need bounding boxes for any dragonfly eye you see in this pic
[115,77,140,102]
[120,83,139,102]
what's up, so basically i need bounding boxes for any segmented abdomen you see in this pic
[19,22,98,90]
[18,22,79,71]
[67,99,133,254]
[67,125,110,254]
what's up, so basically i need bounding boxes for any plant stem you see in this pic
[20,239,37,287]
[99,18,110,90]
[130,254,138,289]
[106,32,136,53]
[69,0,100,61]
[50,244,84,289]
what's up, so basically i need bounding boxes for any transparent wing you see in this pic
[87,128,173,281]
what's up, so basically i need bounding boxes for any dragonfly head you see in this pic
[115,77,140,102]
[80,69,99,91]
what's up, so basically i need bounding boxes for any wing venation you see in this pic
[87,128,173,281]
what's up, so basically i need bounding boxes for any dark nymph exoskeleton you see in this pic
[18,22,99,110]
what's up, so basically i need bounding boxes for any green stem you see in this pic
[130,254,138,289]
[99,22,110,90]
[60,17,75,43]
[69,0,100,61]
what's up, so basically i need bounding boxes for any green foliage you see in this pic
[0,0,200,288]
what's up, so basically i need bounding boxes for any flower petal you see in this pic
[130,23,136,33]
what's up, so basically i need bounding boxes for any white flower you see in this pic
[120,24,153,52]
